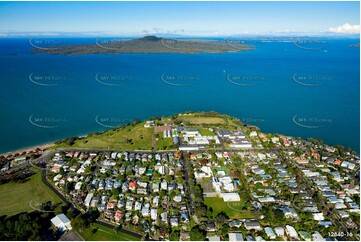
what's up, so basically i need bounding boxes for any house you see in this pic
[129,181,137,191]
[53,174,62,182]
[51,214,72,232]
[205,222,216,231]
[137,188,147,195]
[180,211,189,222]
[126,200,133,211]
[255,236,265,241]
[245,235,255,241]
[151,208,158,221]
[298,231,311,241]
[258,196,275,203]
[91,197,100,207]
[134,201,142,211]
[84,193,93,207]
[74,182,82,190]
[228,220,242,228]
[173,195,182,203]
[153,196,159,207]
[285,225,299,240]
[142,204,150,217]
[106,201,116,210]
[312,231,325,241]
[228,233,244,241]
[244,220,261,231]
[276,206,299,219]
[264,227,276,239]
[341,161,356,170]
[170,216,179,227]
[138,181,148,188]
[161,181,168,190]
[161,212,168,223]
[312,212,324,221]
[180,231,190,241]
[208,235,221,241]
[274,227,284,237]
[318,220,332,227]
[114,210,122,223]
[249,131,257,137]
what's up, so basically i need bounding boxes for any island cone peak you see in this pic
[138,35,163,41]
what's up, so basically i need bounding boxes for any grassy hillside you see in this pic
[52,122,154,150]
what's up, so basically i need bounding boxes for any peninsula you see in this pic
[0,112,359,241]
[32,36,253,55]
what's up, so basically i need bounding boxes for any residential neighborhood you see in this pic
[1,112,360,241]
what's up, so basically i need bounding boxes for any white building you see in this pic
[274,227,284,237]
[228,233,244,241]
[221,193,241,202]
[179,145,199,151]
[285,225,299,240]
[84,193,93,207]
[264,227,276,239]
[51,214,72,232]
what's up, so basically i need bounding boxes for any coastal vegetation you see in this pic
[52,121,154,150]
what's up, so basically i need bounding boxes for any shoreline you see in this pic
[0,142,55,157]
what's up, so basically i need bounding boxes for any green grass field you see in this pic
[199,128,215,136]
[52,122,154,150]
[212,167,231,175]
[204,197,254,219]
[155,133,174,150]
[80,223,141,241]
[0,172,64,216]
[178,114,226,125]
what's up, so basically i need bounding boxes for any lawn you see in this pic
[80,223,141,241]
[52,122,154,150]
[199,128,215,136]
[212,167,231,175]
[204,197,254,219]
[0,172,64,216]
[155,133,174,150]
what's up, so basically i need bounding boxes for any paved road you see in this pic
[180,151,195,216]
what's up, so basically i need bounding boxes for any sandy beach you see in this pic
[0,142,54,157]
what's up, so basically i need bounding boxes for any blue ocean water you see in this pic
[0,37,359,153]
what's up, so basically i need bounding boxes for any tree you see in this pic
[59,167,65,176]
[190,226,206,241]
[215,212,229,229]
[54,205,64,215]
[165,175,173,183]
[169,229,180,241]
[72,215,88,233]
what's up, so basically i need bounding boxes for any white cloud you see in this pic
[328,23,360,34]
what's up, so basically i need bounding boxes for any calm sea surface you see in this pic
[0,37,359,153]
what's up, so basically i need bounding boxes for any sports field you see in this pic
[178,114,226,124]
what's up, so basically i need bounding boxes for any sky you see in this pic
[0,1,359,36]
